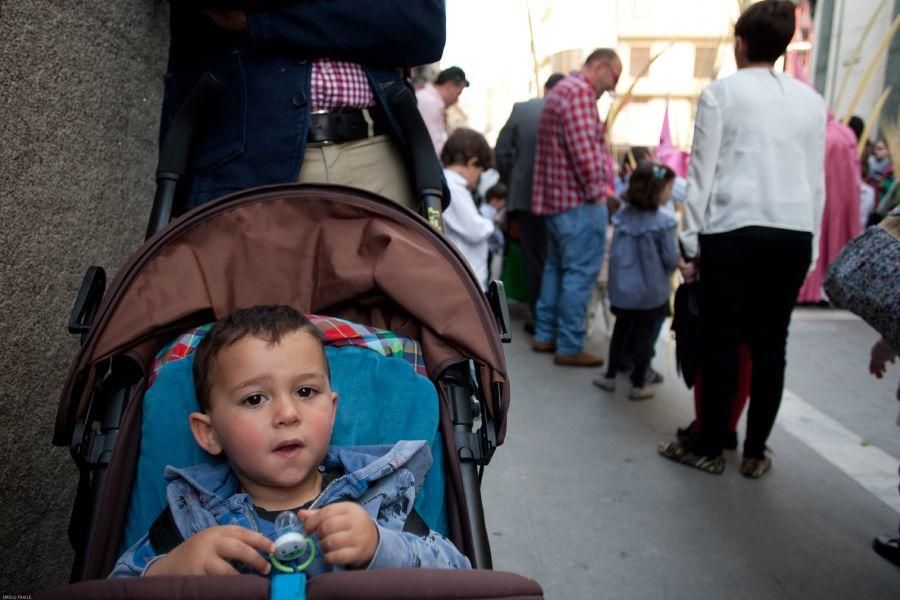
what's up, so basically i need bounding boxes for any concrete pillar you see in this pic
[0,1,168,591]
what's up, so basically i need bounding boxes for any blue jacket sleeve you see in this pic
[108,534,162,578]
[244,0,446,67]
[656,225,679,273]
[368,525,472,570]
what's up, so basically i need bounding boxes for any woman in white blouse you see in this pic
[659,0,827,478]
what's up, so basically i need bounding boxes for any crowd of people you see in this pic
[413,0,898,567]
[125,0,898,581]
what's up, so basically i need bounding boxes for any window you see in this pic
[694,46,717,79]
[630,46,651,78]
[551,49,583,75]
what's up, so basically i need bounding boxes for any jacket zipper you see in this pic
[245,499,260,532]
[309,475,344,509]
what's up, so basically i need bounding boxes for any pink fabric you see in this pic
[656,100,689,177]
[797,115,861,302]
[309,59,375,111]
[415,83,447,154]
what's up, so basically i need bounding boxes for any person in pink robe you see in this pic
[797,115,861,303]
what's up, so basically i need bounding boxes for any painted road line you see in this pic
[779,389,900,514]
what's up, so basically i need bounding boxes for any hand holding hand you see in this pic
[144,525,274,577]
[299,503,378,568]
[679,258,699,283]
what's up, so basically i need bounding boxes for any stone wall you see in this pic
[0,1,169,592]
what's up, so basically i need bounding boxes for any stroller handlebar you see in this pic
[146,71,227,240]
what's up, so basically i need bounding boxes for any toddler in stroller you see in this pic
[111,304,470,578]
[43,183,543,600]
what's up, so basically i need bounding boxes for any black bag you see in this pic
[671,282,702,388]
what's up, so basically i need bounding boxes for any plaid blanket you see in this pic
[148,315,426,387]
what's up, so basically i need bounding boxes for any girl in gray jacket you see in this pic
[594,163,678,399]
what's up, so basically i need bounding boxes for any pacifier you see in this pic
[269,511,316,573]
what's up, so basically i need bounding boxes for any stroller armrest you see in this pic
[309,569,544,599]
[37,575,268,600]
[38,569,543,600]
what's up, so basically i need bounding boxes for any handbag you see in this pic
[824,208,900,352]
[671,281,702,388]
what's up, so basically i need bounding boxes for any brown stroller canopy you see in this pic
[55,184,510,446]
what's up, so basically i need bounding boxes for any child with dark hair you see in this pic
[111,305,469,578]
[441,128,497,290]
[594,163,678,399]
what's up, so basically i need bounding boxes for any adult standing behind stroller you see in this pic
[593,163,678,400]
[659,0,826,477]
[163,2,446,212]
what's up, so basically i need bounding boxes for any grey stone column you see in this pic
[0,1,169,592]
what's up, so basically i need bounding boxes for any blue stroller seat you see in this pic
[124,316,448,554]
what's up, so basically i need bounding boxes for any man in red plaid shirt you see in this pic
[530,49,621,367]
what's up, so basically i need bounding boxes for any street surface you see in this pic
[483,305,900,599]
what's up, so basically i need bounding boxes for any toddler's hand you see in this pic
[145,525,274,577]
[299,503,378,568]
[678,258,699,283]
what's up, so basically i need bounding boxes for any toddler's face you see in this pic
[198,331,337,494]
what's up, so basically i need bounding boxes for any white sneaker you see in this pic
[629,386,654,400]
[592,376,616,391]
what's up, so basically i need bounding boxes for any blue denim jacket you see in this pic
[164,2,446,209]
[608,206,679,310]
[110,440,470,578]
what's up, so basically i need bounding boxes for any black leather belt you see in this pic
[307,107,391,144]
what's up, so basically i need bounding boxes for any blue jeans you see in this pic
[534,203,608,355]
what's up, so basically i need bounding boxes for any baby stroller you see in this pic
[39,76,543,599]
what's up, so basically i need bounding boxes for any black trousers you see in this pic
[606,311,659,387]
[693,228,812,458]
[513,210,547,314]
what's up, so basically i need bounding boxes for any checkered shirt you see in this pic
[309,58,375,112]
[148,315,426,387]
[531,71,614,216]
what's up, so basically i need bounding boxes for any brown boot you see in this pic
[553,351,604,367]
[531,340,557,353]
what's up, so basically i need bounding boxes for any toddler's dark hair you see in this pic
[486,183,507,201]
[441,128,494,170]
[192,305,327,411]
[624,161,675,211]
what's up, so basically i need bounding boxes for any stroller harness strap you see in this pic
[147,506,182,556]
[271,573,306,600]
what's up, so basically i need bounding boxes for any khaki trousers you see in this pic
[297,134,416,210]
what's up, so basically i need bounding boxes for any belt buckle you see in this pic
[309,110,335,146]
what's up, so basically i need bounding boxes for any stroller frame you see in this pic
[58,71,513,584]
